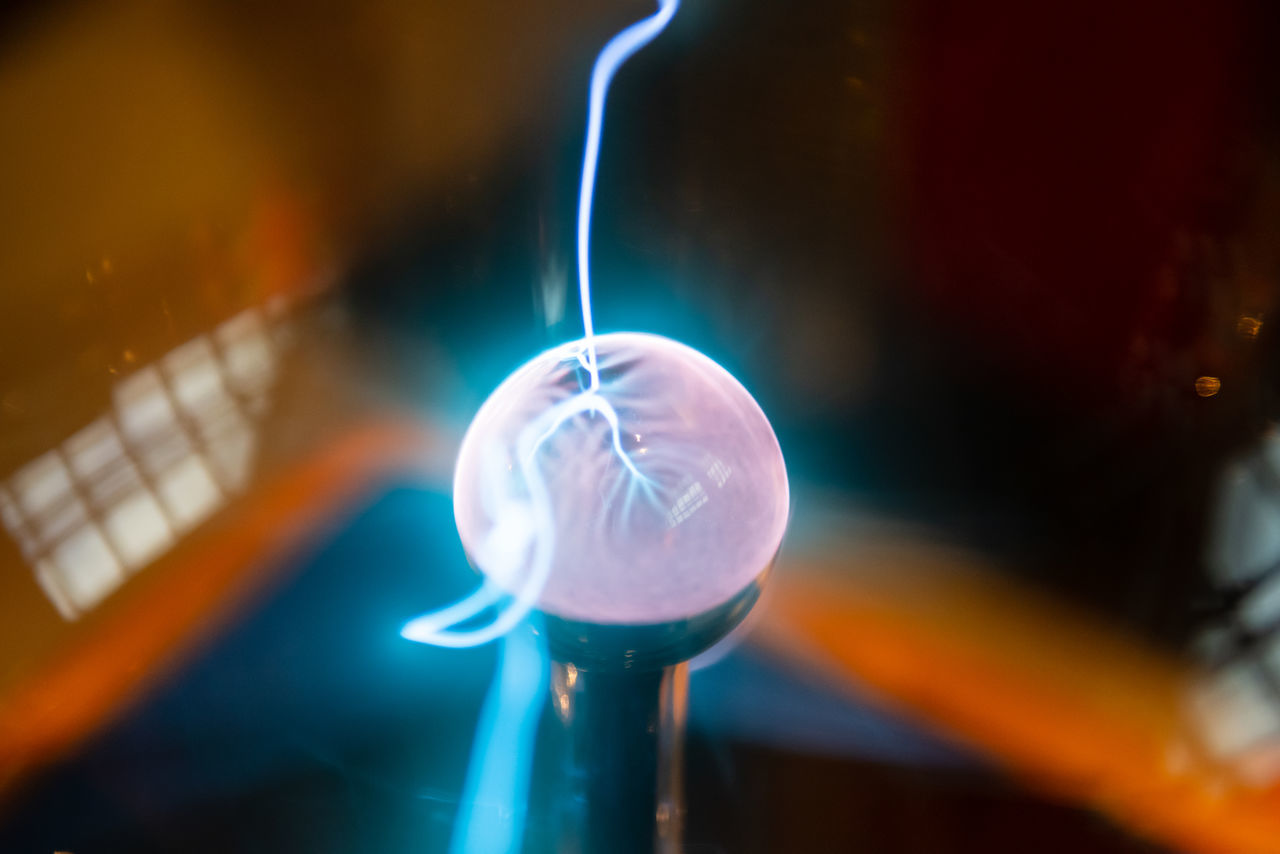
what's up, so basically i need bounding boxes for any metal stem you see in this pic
[546,661,689,854]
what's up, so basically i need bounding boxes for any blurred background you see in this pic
[3,0,1280,850]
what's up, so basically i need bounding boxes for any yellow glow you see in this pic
[1237,315,1263,340]
[1196,376,1222,397]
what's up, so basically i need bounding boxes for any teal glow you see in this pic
[447,622,548,854]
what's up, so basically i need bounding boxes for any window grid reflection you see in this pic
[0,306,286,620]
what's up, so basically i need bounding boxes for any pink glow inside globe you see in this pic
[453,332,789,625]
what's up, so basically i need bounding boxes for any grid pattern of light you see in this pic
[0,302,292,620]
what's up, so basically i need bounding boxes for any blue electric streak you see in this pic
[577,0,680,390]
[448,621,549,854]
[400,0,679,648]
[401,5,682,851]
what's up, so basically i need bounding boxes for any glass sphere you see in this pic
[453,332,788,625]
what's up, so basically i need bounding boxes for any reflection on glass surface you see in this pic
[1190,429,1280,789]
[0,305,292,619]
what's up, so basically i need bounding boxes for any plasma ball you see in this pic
[454,332,789,625]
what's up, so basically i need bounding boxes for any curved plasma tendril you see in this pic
[401,0,680,648]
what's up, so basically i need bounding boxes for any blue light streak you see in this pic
[400,5,683,852]
[448,621,548,854]
[577,0,680,390]
[400,0,679,647]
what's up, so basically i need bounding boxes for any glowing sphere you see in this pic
[454,332,789,625]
